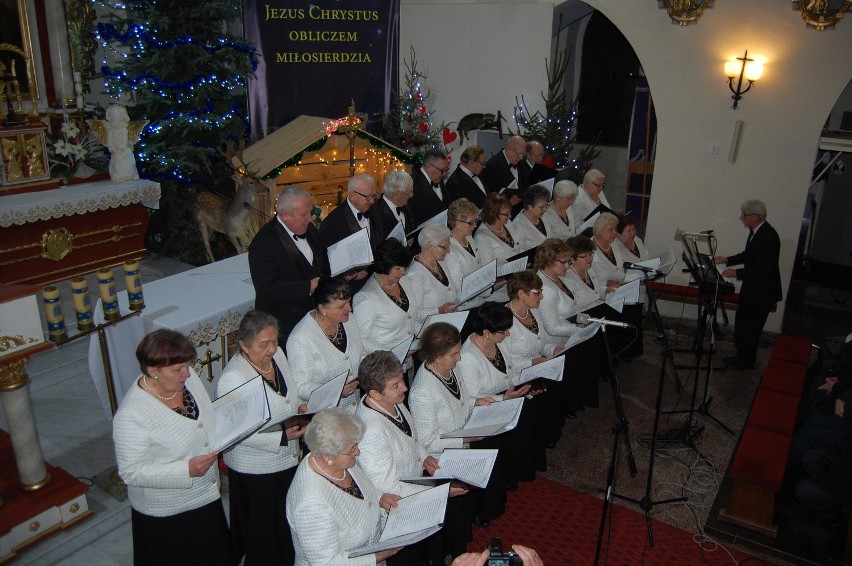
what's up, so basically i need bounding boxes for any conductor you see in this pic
[714,199,782,370]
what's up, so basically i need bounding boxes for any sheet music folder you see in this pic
[211,375,271,453]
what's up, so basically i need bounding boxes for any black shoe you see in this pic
[726,359,755,370]
[722,355,740,364]
[566,412,578,420]
[473,515,491,527]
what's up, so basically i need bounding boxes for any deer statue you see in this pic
[193,140,269,263]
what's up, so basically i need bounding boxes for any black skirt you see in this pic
[131,499,236,566]
[228,466,297,566]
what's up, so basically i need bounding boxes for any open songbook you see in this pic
[440,397,524,439]
[458,259,497,304]
[211,375,271,453]
[328,228,374,277]
[282,370,349,430]
[401,448,498,490]
[407,210,448,239]
[516,355,565,386]
[410,311,470,350]
[348,483,450,558]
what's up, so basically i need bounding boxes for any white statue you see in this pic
[88,104,148,183]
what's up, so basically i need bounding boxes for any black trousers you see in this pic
[734,301,771,364]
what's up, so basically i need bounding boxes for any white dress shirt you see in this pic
[278,215,314,265]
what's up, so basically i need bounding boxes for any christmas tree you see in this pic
[96,0,257,263]
[382,46,444,158]
[512,28,598,183]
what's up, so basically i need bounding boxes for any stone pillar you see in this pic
[0,358,50,489]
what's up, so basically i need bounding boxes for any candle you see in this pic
[42,286,67,342]
[97,268,120,321]
[123,261,145,311]
[70,277,94,331]
[60,86,68,122]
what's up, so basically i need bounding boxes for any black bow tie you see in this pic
[431,183,441,189]
[396,207,405,215]
[509,164,517,170]
[356,212,365,221]
[293,233,305,241]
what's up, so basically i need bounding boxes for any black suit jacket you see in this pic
[445,166,487,208]
[318,200,381,251]
[480,151,516,193]
[529,163,556,186]
[372,197,412,243]
[727,221,783,309]
[248,218,329,345]
[410,168,448,227]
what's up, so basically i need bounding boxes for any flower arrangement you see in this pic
[48,120,108,181]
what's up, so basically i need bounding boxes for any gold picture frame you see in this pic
[0,0,39,100]
[792,0,852,31]
[657,0,714,26]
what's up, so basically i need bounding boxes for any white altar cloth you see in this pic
[88,254,255,417]
[0,179,161,227]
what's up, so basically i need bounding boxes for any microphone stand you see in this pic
[593,323,638,565]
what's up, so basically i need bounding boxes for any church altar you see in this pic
[88,254,254,415]
[0,179,160,285]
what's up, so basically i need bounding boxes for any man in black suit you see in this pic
[248,186,330,348]
[715,199,783,370]
[445,145,488,208]
[518,140,556,188]
[480,135,526,209]
[409,149,450,227]
[319,173,380,292]
[372,170,414,245]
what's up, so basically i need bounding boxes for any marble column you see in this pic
[0,358,50,489]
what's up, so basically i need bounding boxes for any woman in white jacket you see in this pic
[510,185,551,251]
[286,409,402,565]
[112,330,235,565]
[217,310,306,566]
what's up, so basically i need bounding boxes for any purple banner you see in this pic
[245,1,399,137]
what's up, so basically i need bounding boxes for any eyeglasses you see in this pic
[339,444,359,456]
[352,190,378,201]
[428,163,450,174]
[436,243,451,250]
[475,160,487,166]
[591,181,605,189]
[497,212,510,218]
[575,253,592,260]
[740,213,756,218]
[534,203,549,211]
[458,220,477,227]
[494,329,511,335]
[528,289,543,295]
[557,258,571,265]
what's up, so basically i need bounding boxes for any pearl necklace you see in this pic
[426,364,460,396]
[415,255,441,277]
[314,312,343,344]
[243,352,273,375]
[509,302,529,320]
[143,375,178,401]
[367,397,403,423]
[310,455,347,482]
[375,274,398,290]
[473,334,498,360]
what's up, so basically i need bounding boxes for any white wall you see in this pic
[400,2,553,137]
[401,0,852,332]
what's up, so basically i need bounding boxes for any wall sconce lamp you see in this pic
[724,50,764,109]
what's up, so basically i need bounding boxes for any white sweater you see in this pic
[591,238,629,285]
[537,270,582,352]
[613,235,649,261]
[353,275,422,356]
[443,236,488,308]
[542,206,576,240]
[216,349,301,474]
[113,370,220,517]
[573,188,611,224]
[473,223,523,266]
[286,458,384,566]
[504,308,554,369]
[287,310,364,412]
[511,211,548,251]
[563,267,606,307]
[355,396,430,497]
[408,364,474,454]
[407,258,454,330]
[456,336,518,399]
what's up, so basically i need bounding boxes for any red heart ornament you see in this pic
[442,127,458,146]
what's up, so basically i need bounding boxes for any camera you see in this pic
[487,537,522,565]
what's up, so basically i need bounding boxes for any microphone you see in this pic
[576,313,632,329]
[243,201,265,215]
[622,261,659,274]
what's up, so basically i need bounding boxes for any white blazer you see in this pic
[407,258,454,330]
[474,223,523,266]
[456,336,518,399]
[504,308,555,369]
[408,363,475,454]
[217,349,301,474]
[355,396,430,497]
[287,310,364,412]
[113,369,220,517]
[591,238,630,285]
[542,206,576,240]
[613,236,649,261]
[286,458,384,566]
[563,266,606,307]
[442,235,488,307]
[573,188,611,223]
[537,269,582,352]
[353,275,422,355]
[511,211,548,251]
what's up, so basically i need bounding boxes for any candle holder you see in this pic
[97,269,120,322]
[70,277,94,332]
[123,262,145,311]
[41,286,67,342]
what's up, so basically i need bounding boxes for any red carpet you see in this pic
[468,476,772,565]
